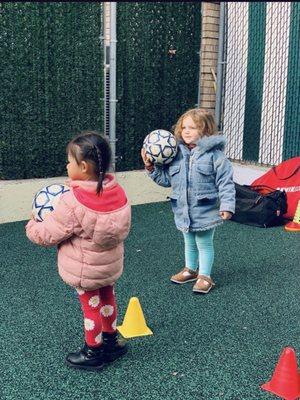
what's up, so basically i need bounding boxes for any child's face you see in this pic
[181,116,201,144]
[66,153,86,180]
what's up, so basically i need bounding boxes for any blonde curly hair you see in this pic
[173,108,217,140]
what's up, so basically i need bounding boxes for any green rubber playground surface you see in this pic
[1,201,300,400]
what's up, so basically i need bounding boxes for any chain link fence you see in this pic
[222,2,299,166]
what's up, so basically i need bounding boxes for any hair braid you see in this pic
[94,145,104,194]
[67,131,111,196]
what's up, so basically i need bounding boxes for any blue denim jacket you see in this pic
[147,135,236,232]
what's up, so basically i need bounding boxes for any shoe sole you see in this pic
[193,286,214,294]
[170,277,198,284]
[104,347,128,363]
[65,360,105,371]
[65,348,127,369]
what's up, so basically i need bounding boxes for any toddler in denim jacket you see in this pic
[141,109,235,294]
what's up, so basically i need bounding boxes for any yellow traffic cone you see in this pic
[117,297,153,338]
[285,200,300,232]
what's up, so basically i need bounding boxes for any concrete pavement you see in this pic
[0,162,268,224]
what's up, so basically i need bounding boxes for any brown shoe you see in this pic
[193,275,215,293]
[170,267,198,284]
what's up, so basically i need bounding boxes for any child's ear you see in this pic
[81,161,95,176]
[80,160,89,173]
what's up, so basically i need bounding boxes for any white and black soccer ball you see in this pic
[32,184,70,222]
[143,129,178,165]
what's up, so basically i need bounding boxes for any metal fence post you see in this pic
[196,2,204,108]
[109,2,117,170]
[215,2,225,131]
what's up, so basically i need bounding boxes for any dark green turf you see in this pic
[1,202,300,400]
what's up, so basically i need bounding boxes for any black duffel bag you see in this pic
[231,183,288,228]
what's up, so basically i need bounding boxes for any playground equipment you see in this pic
[285,200,300,232]
[261,347,300,400]
[117,297,153,339]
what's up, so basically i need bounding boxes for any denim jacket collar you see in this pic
[179,135,226,156]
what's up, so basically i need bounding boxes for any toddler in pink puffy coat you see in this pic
[26,131,131,371]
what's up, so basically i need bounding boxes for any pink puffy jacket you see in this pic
[26,175,131,290]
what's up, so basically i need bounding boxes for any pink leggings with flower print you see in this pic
[76,285,117,347]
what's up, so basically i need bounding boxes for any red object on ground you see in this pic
[285,221,300,232]
[261,347,300,400]
[285,200,300,232]
[251,157,300,220]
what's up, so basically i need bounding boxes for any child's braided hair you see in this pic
[67,130,112,195]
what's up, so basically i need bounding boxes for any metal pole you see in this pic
[109,2,117,170]
[215,2,225,131]
[197,2,204,108]
[100,2,107,137]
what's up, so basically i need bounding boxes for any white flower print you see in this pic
[111,319,117,330]
[76,288,85,296]
[89,295,100,308]
[100,305,114,317]
[84,318,95,331]
[95,333,103,344]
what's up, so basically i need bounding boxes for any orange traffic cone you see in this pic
[261,347,300,400]
[285,200,300,232]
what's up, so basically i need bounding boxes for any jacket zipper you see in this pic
[188,153,194,194]
[186,153,194,231]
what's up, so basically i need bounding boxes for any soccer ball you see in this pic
[143,129,178,165]
[32,184,70,222]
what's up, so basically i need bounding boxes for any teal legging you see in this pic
[183,228,215,276]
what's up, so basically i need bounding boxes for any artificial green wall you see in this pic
[115,2,201,171]
[0,2,201,178]
[0,2,103,179]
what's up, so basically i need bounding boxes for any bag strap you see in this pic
[248,184,277,195]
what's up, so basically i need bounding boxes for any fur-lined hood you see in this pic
[179,135,226,155]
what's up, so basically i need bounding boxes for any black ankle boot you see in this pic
[102,332,128,362]
[66,343,105,371]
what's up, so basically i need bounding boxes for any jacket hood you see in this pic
[64,174,131,248]
[67,174,116,192]
[66,174,128,212]
[179,135,226,156]
[197,135,226,153]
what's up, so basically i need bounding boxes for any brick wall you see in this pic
[199,2,220,113]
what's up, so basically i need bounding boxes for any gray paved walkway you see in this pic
[0,162,268,224]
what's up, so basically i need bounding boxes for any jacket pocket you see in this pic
[167,193,178,213]
[167,193,178,200]
[169,165,180,176]
[197,193,218,204]
[196,164,214,183]
[169,165,181,192]
[196,165,213,175]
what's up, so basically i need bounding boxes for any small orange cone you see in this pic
[117,297,153,339]
[285,200,300,232]
[261,347,300,400]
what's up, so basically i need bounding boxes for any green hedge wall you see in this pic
[0,2,201,178]
[115,2,201,171]
[0,2,103,179]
